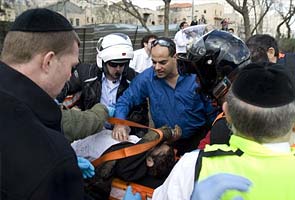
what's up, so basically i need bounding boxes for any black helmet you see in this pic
[178,27,250,100]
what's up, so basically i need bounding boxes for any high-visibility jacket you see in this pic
[196,135,295,200]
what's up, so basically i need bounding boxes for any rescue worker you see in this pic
[177,28,251,148]
[0,8,84,198]
[113,37,216,156]
[57,33,149,137]
[152,60,295,199]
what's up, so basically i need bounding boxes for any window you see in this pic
[204,10,206,14]
[70,18,74,25]
[76,18,80,26]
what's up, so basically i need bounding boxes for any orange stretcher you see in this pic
[109,178,154,200]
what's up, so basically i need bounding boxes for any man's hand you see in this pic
[191,173,252,200]
[77,157,95,179]
[112,124,131,141]
[123,186,141,200]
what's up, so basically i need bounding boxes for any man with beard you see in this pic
[113,37,216,156]
[57,33,149,137]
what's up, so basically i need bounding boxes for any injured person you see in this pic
[71,125,181,199]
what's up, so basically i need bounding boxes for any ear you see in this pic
[267,47,276,63]
[144,42,148,48]
[222,101,232,124]
[146,156,154,167]
[41,51,55,74]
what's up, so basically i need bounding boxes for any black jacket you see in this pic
[0,61,84,199]
[57,63,149,136]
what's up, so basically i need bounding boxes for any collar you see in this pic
[230,135,293,156]
[262,142,291,153]
[0,61,61,130]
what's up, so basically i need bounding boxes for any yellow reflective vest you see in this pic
[197,135,295,200]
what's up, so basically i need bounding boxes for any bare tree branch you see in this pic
[112,0,151,32]
[275,0,295,38]
[251,0,273,35]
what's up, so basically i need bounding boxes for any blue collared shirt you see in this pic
[115,67,215,138]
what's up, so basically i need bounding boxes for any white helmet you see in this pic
[96,33,134,68]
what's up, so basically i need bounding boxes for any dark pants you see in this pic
[172,127,208,156]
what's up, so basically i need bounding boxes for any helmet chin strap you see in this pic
[212,58,251,100]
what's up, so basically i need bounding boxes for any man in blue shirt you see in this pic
[113,37,215,155]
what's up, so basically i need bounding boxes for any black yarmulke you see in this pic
[10,8,73,32]
[232,62,295,107]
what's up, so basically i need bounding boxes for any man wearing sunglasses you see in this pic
[57,33,149,137]
[113,37,216,156]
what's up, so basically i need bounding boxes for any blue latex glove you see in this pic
[191,173,252,200]
[107,106,116,117]
[77,157,95,179]
[123,186,141,200]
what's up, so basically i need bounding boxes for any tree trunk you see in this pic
[163,0,171,37]
[243,13,251,40]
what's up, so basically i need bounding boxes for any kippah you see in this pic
[232,62,295,107]
[10,8,73,32]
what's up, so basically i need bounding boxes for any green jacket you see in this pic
[62,103,108,142]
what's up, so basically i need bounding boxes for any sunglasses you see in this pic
[107,61,128,68]
[151,39,174,48]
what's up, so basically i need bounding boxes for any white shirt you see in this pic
[152,142,291,200]
[174,30,188,54]
[100,73,120,107]
[152,150,199,200]
[71,129,140,161]
[129,48,152,73]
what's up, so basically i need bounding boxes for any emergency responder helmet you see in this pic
[178,26,250,100]
[96,33,134,73]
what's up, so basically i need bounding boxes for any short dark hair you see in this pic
[179,21,188,29]
[141,34,158,48]
[246,34,279,57]
[147,144,175,178]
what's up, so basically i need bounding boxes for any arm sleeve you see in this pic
[115,75,148,119]
[62,103,108,142]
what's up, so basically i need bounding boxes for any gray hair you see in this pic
[226,89,295,143]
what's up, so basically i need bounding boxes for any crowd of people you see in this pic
[2,7,295,200]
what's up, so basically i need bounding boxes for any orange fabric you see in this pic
[212,112,225,125]
[91,118,163,167]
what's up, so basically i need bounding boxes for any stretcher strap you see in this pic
[212,112,225,125]
[91,118,163,167]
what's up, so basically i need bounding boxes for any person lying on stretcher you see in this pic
[71,125,181,199]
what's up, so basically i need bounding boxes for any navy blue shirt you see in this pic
[115,67,214,138]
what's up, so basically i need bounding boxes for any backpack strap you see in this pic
[194,148,244,181]
[91,118,163,167]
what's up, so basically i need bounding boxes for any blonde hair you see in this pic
[1,30,80,64]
